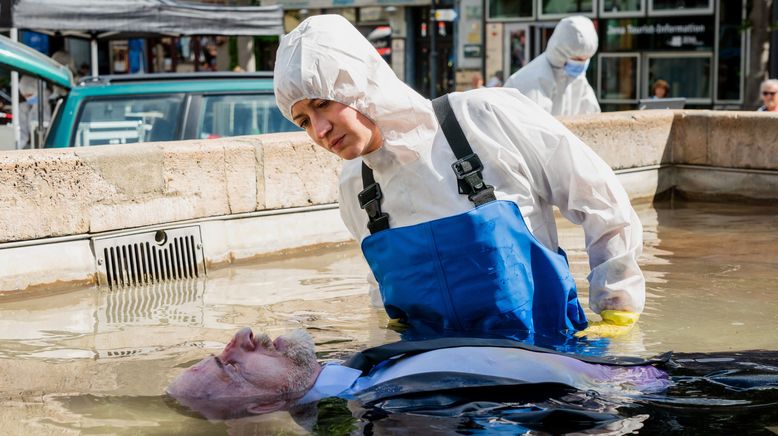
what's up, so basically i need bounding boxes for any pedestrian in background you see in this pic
[485,70,503,87]
[504,16,600,116]
[470,73,484,90]
[757,79,778,112]
[18,75,51,149]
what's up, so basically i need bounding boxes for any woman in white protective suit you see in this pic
[274,15,643,338]
[504,16,600,116]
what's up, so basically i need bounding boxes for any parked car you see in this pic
[0,34,298,150]
[45,72,299,147]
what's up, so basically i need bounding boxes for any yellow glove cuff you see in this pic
[600,310,639,326]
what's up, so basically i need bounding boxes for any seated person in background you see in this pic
[652,80,670,99]
[503,16,600,116]
[758,79,778,112]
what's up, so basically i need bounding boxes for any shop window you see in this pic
[715,0,744,103]
[539,0,594,18]
[598,53,639,102]
[649,0,712,16]
[504,24,530,75]
[600,0,645,17]
[646,53,711,103]
[488,0,533,20]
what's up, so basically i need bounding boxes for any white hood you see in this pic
[545,16,599,68]
[274,14,438,160]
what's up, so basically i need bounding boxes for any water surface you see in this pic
[1,200,777,434]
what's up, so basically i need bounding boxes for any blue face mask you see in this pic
[564,59,589,78]
[26,95,38,105]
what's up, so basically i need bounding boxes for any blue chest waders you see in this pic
[358,95,587,334]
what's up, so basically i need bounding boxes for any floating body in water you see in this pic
[166,327,778,433]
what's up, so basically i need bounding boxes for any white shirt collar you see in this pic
[296,363,363,405]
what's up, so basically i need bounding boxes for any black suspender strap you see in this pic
[431,95,496,206]
[359,162,390,234]
[343,336,672,376]
[357,93,496,234]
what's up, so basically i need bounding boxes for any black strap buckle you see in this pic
[451,154,496,206]
[358,183,390,233]
[451,153,485,180]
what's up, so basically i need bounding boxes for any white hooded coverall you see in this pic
[274,15,645,316]
[504,16,601,116]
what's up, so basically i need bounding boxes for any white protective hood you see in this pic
[504,16,600,116]
[274,14,438,163]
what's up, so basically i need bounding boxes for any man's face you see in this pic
[291,99,383,160]
[762,84,778,110]
[167,328,320,419]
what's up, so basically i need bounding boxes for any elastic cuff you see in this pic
[600,310,639,326]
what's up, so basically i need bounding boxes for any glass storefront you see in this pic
[488,0,533,19]
[483,0,745,111]
[601,0,644,15]
[599,54,639,101]
[540,0,594,16]
[716,0,744,102]
[647,53,712,102]
[649,0,713,14]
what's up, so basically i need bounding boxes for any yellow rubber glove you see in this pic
[575,310,639,339]
[386,318,408,331]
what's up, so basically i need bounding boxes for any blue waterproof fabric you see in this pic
[361,200,588,334]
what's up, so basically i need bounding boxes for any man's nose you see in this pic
[220,327,254,359]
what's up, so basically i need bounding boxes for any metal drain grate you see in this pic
[93,226,205,288]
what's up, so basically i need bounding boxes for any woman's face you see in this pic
[291,99,383,160]
[654,87,667,98]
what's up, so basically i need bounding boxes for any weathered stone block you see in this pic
[708,112,778,170]
[561,110,673,169]
[670,111,710,165]
[260,132,341,209]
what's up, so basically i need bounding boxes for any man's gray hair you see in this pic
[761,79,778,90]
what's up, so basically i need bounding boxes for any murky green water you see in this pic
[1,200,777,435]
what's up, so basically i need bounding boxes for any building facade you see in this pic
[483,0,747,110]
[263,0,459,98]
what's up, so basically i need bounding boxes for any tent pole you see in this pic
[10,28,21,150]
[91,35,99,77]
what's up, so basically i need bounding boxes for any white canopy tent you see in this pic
[12,0,284,38]
[5,0,284,149]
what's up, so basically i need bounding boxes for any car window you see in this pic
[195,94,297,139]
[74,95,184,146]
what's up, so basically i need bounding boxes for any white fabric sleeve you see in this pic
[465,90,645,314]
[536,119,644,314]
[578,84,601,114]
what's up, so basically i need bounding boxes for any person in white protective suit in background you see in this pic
[504,16,600,116]
[18,75,51,149]
[274,15,643,338]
